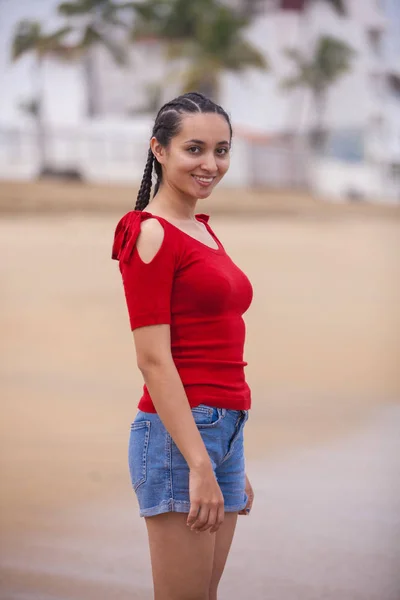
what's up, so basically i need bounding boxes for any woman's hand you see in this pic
[187,464,225,534]
[238,473,254,516]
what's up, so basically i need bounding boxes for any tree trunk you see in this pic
[83,47,100,118]
[34,58,49,176]
[198,81,216,101]
[198,73,219,102]
[311,88,327,151]
[283,2,313,188]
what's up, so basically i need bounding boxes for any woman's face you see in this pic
[151,112,231,200]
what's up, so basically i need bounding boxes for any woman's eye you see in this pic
[217,147,229,156]
[188,146,200,154]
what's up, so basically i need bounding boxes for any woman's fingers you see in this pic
[188,466,225,532]
[197,504,221,533]
[188,501,224,533]
[187,501,200,528]
[191,505,210,532]
[210,503,225,533]
[239,474,254,515]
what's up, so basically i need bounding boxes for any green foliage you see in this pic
[290,0,347,16]
[282,35,355,94]
[132,0,267,99]
[59,0,131,21]
[282,35,355,149]
[12,20,72,62]
[131,0,215,40]
[58,0,132,65]
[325,0,347,16]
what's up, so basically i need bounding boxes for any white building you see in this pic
[0,0,399,202]
[219,0,400,201]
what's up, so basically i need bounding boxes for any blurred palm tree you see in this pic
[282,35,355,149]
[131,0,267,101]
[58,0,133,116]
[11,20,72,174]
[280,0,346,15]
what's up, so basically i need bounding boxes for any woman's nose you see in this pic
[201,153,217,173]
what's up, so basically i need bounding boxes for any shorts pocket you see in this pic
[128,420,150,491]
[191,405,225,428]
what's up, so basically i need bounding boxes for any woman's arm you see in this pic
[134,324,211,471]
[134,324,225,533]
[131,218,224,533]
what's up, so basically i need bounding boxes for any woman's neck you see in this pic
[147,186,198,221]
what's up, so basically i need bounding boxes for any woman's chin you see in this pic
[193,185,214,200]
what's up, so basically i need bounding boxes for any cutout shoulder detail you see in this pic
[136,218,165,264]
[112,210,161,263]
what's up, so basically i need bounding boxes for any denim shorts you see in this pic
[128,404,249,518]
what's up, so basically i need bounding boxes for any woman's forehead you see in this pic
[176,113,231,143]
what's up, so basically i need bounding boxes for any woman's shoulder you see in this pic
[135,217,166,264]
[112,210,180,264]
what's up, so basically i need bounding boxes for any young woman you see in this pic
[112,92,254,600]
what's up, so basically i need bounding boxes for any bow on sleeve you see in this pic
[111,211,153,264]
[196,213,210,223]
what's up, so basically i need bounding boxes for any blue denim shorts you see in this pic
[128,404,249,518]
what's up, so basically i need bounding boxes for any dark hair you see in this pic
[135,92,232,211]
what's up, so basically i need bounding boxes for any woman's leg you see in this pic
[145,512,216,600]
[209,512,238,600]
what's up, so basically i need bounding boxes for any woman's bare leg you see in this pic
[209,512,238,600]
[145,512,216,600]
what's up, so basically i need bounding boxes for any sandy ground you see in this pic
[1,193,400,599]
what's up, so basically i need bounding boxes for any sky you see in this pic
[0,0,85,126]
[385,0,400,65]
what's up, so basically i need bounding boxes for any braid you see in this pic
[135,148,154,211]
[136,92,232,206]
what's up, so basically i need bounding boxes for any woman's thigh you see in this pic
[209,512,238,599]
[145,512,216,600]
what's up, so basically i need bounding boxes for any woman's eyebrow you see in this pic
[185,139,230,145]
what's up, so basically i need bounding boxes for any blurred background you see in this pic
[0,1,399,599]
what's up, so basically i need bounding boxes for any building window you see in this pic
[390,163,400,183]
[367,28,383,57]
[388,75,400,100]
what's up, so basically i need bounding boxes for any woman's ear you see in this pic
[150,137,165,165]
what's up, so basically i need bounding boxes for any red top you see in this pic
[112,210,253,413]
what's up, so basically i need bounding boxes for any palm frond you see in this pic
[283,47,305,66]
[43,26,72,45]
[132,0,216,42]
[58,0,97,16]
[315,35,355,81]
[180,58,219,97]
[326,0,347,16]
[281,74,305,90]
[79,24,103,46]
[222,39,267,71]
[282,35,354,92]
[12,21,72,61]
[95,30,128,64]
[12,20,41,60]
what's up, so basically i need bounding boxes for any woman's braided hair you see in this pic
[135,92,232,211]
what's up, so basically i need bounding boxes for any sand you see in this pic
[1,185,399,599]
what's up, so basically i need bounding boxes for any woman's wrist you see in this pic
[188,456,213,472]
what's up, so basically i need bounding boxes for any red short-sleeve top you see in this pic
[112,210,253,412]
